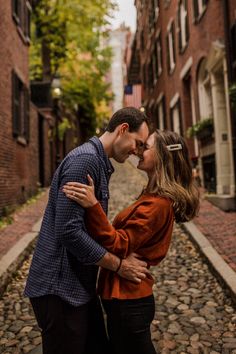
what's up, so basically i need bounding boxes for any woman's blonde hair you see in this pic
[145,129,199,223]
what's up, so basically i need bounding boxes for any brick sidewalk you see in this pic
[193,194,236,272]
[0,189,49,260]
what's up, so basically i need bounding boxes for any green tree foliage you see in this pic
[30,0,116,139]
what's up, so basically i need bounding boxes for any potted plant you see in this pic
[186,118,214,141]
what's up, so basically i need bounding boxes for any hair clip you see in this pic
[166,144,182,151]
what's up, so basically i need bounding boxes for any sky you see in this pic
[110,0,137,32]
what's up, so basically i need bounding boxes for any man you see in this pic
[24,107,150,354]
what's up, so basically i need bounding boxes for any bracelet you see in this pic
[115,258,122,273]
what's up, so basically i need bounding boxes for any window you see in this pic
[12,71,30,143]
[152,50,157,83]
[170,99,182,134]
[166,22,176,74]
[178,0,189,52]
[149,0,159,32]
[142,64,147,90]
[140,30,145,52]
[197,59,213,121]
[153,0,160,20]
[148,59,154,90]
[156,97,166,130]
[155,34,162,77]
[231,23,236,77]
[193,0,208,22]
[12,0,31,42]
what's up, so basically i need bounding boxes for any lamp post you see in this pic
[51,76,62,168]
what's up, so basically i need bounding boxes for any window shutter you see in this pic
[172,23,176,65]
[178,2,182,51]
[24,2,31,39]
[178,99,183,135]
[12,0,20,24]
[162,96,167,129]
[24,88,30,142]
[166,34,170,72]
[12,71,20,137]
[185,0,190,42]
[193,0,199,20]
[231,23,236,63]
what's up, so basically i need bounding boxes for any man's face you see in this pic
[112,122,149,163]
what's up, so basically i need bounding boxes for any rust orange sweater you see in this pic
[85,194,174,299]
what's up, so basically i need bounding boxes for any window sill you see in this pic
[16,25,30,46]
[169,65,176,76]
[179,42,188,55]
[193,6,207,25]
[17,136,28,146]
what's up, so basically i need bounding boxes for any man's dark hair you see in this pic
[106,107,149,132]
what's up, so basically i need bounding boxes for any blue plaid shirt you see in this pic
[24,137,114,306]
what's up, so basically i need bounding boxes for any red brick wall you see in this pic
[136,0,228,158]
[0,2,42,215]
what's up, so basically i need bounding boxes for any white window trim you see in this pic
[170,93,180,109]
[180,57,193,79]
[167,21,176,72]
[180,0,188,50]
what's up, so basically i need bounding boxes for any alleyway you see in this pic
[0,160,236,354]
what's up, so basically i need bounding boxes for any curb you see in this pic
[127,156,236,305]
[182,221,236,306]
[0,217,42,296]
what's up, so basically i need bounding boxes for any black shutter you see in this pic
[178,2,182,51]
[231,23,236,63]
[166,34,170,73]
[185,0,190,43]
[193,0,199,20]
[172,23,176,65]
[162,96,167,129]
[24,2,31,39]
[24,88,30,142]
[12,0,20,24]
[12,71,20,137]
[178,99,183,135]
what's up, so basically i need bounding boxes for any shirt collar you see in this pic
[89,136,114,175]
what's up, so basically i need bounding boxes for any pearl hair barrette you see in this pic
[166,144,182,151]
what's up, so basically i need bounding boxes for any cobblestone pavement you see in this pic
[0,160,236,354]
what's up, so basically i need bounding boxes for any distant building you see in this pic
[132,0,236,211]
[123,32,142,109]
[107,25,131,113]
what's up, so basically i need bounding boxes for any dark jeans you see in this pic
[30,295,110,354]
[102,295,156,354]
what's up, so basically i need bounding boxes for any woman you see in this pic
[62,130,199,354]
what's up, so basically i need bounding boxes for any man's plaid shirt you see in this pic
[24,137,114,306]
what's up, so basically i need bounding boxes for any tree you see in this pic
[30,0,116,140]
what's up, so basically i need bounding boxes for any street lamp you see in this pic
[51,76,62,168]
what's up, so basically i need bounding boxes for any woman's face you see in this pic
[137,133,156,175]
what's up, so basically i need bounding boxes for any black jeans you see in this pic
[102,295,156,354]
[30,295,110,354]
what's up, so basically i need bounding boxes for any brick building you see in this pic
[0,1,53,216]
[133,0,236,211]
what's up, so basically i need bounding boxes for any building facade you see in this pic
[133,0,236,210]
[0,1,52,215]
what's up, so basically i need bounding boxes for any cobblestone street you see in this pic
[0,160,236,354]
